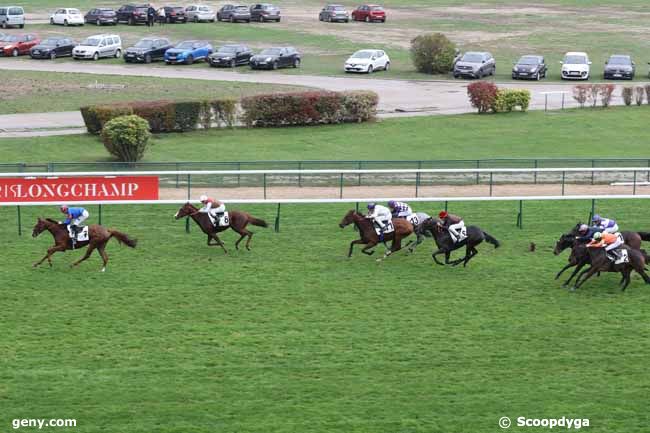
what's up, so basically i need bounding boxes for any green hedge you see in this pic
[240,91,378,127]
[493,89,531,113]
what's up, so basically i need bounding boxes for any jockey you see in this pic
[198,194,225,223]
[60,205,89,245]
[366,202,392,233]
[587,231,624,262]
[388,200,412,218]
[592,214,619,234]
[439,210,465,243]
[576,223,601,243]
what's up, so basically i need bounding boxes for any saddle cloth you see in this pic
[209,211,230,227]
[454,226,468,243]
[406,214,420,226]
[374,220,395,236]
[614,249,629,265]
[68,226,89,242]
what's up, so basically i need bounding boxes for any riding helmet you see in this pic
[439,211,448,218]
[388,200,396,208]
[199,194,208,202]
[367,203,376,210]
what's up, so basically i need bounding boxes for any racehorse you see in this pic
[419,217,500,266]
[339,210,413,261]
[174,203,268,254]
[572,245,650,291]
[31,218,137,272]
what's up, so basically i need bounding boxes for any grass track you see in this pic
[2,199,650,432]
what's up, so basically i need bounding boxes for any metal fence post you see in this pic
[175,162,180,188]
[444,200,448,212]
[17,205,21,236]
[415,172,420,198]
[339,173,344,199]
[237,161,242,187]
[274,203,281,232]
[561,92,565,110]
[633,170,637,195]
[516,200,523,229]
[185,174,191,234]
[298,161,302,188]
[489,172,493,196]
[534,160,538,184]
[588,199,595,223]
[263,173,267,199]
[561,171,565,196]
[98,204,102,225]
[357,161,362,186]
[591,160,595,185]
[544,94,548,112]
[475,160,480,185]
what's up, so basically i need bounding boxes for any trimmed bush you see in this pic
[467,81,498,114]
[101,115,152,162]
[80,106,102,135]
[635,86,645,106]
[174,101,203,132]
[493,89,531,112]
[410,33,456,74]
[644,84,650,105]
[622,87,634,106]
[210,98,238,128]
[240,91,378,127]
[131,101,175,133]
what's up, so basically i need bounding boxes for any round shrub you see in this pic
[101,115,152,162]
[467,81,499,114]
[410,33,456,74]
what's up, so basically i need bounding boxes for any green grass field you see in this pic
[3,198,650,433]
[1,107,650,163]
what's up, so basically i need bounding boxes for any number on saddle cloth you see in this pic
[67,226,89,242]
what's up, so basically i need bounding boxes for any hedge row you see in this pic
[466,82,531,114]
[81,99,237,135]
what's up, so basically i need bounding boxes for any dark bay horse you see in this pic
[572,245,650,291]
[339,210,413,261]
[420,217,500,267]
[174,203,267,254]
[32,218,137,272]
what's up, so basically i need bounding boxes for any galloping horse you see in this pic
[32,218,137,272]
[174,203,268,254]
[420,217,500,266]
[572,245,650,291]
[339,210,413,260]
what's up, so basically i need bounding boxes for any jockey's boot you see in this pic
[449,231,458,243]
[607,251,618,262]
[70,225,78,248]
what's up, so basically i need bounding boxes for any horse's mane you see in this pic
[45,218,60,225]
[186,202,199,210]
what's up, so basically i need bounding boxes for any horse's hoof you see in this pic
[32,263,38,268]
[101,267,106,273]
[376,258,383,263]
[569,287,576,292]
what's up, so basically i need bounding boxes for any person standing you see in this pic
[147,5,155,27]
[157,6,166,25]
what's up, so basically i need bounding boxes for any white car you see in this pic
[561,51,591,80]
[73,34,121,60]
[185,4,216,22]
[50,8,84,26]
[344,49,390,74]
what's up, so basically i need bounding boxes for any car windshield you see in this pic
[82,38,102,46]
[176,41,195,49]
[42,38,63,45]
[235,6,248,11]
[173,7,184,11]
[3,35,18,42]
[261,48,282,55]
[351,50,373,59]
[518,56,540,65]
[564,55,587,64]
[332,5,345,10]
[135,40,154,48]
[370,6,383,10]
[69,9,80,14]
[609,56,631,65]
[8,7,22,15]
[218,46,238,53]
[136,7,148,13]
[461,53,484,62]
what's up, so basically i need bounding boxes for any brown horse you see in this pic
[174,203,268,254]
[572,245,650,291]
[32,218,137,272]
[339,210,413,261]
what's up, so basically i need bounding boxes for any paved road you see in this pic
[0,59,595,135]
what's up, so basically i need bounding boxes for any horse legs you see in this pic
[573,267,599,290]
[555,262,575,280]
[563,261,587,287]
[97,243,109,272]
[348,239,367,257]
[33,245,66,268]
[71,244,97,268]
[431,249,446,265]
[233,227,253,251]
[361,241,377,256]
[463,247,479,267]
[207,234,228,254]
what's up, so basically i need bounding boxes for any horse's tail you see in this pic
[483,231,500,248]
[108,230,138,248]
[249,216,268,228]
[637,232,650,241]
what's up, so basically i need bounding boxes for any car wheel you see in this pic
[93,52,99,61]
[260,15,265,22]
[64,19,68,26]
[19,24,24,29]
[11,48,18,57]
[1,22,6,29]
[96,19,101,25]
[230,16,234,23]
[367,65,373,74]
[50,51,57,60]
[145,54,152,64]
[365,16,370,22]
[328,16,332,22]
[129,17,135,25]
[272,61,278,70]
[186,55,194,65]
[194,16,199,23]
[50,18,55,25]
[230,59,236,68]
[384,61,390,71]
[535,72,540,81]
[293,58,300,68]
[114,49,121,59]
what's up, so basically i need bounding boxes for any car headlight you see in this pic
[4,45,12,49]
[513,66,518,71]
[265,57,272,62]
[223,56,231,60]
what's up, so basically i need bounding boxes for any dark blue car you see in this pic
[164,40,212,65]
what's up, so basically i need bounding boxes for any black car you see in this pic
[217,4,251,22]
[604,55,635,80]
[512,55,547,80]
[85,7,117,25]
[249,4,281,22]
[124,37,172,63]
[250,47,300,70]
[208,44,252,67]
[116,4,149,25]
[163,6,187,23]
[30,36,75,59]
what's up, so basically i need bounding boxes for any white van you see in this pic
[73,34,122,60]
[0,6,25,29]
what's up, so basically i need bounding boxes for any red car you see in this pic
[0,34,39,56]
[351,4,385,22]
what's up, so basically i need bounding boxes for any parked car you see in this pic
[50,8,84,26]
[319,4,349,22]
[351,4,385,22]
[0,33,38,56]
[185,4,216,22]
[0,6,25,29]
[344,49,389,73]
[453,51,495,78]
[250,4,281,22]
[124,37,172,63]
[604,54,635,80]
[217,5,250,22]
[85,8,117,25]
[162,6,187,23]
[208,44,252,67]
[116,4,149,25]
[73,34,122,60]
[250,47,300,69]
[560,52,591,80]
[164,40,212,64]
[512,55,547,80]
[30,36,75,59]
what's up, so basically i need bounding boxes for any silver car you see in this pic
[319,4,349,22]
[453,51,496,79]
[0,6,25,29]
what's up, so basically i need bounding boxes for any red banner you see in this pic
[0,176,159,203]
